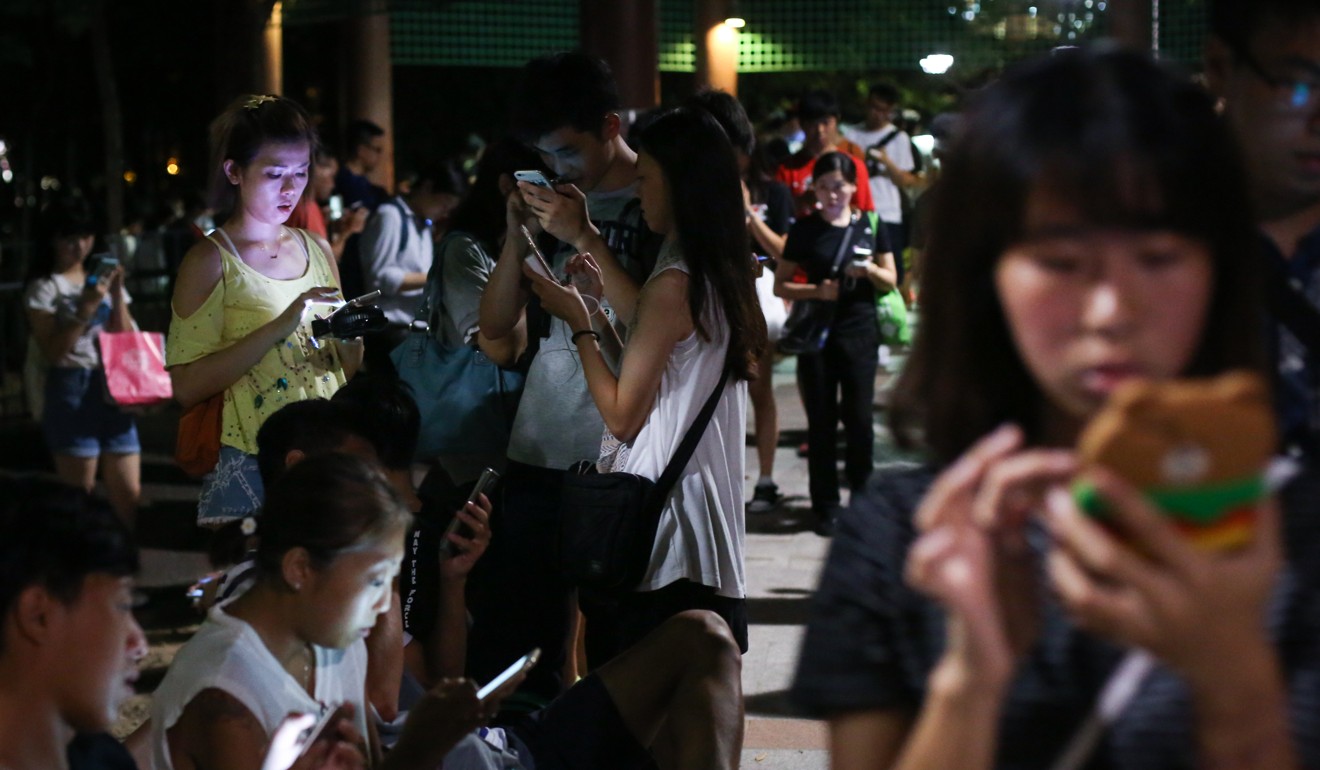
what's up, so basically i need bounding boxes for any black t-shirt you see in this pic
[782,212,890,335]
[791,465,1320,769]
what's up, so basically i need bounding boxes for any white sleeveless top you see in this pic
[150,606,370,770]
[600,244,748,599]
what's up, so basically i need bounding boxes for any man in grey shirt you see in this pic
[477,52,660,703]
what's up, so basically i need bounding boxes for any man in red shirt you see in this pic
[775,89,875,219]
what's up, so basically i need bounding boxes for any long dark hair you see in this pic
[207,94,318,220]
[446,138,546,252]
[888,45,1265,464]
[636,108,767,379]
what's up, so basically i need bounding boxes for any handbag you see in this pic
[175,392,224,478]
[391,233,525,460]
[776,217,860,356]
[98,330,173,406]
[558,368,730,593]
[876,288,911,347]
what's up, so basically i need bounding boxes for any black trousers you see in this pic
[796,324,878,510]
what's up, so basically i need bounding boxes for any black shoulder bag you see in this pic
[777,218,860,356]
[558,368,730,593]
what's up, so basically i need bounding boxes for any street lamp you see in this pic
[920,54,955,74]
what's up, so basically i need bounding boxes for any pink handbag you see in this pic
[98,330,173,406]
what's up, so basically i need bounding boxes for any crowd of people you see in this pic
[7,0,1320,767]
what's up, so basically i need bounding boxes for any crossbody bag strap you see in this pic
[826,218,861,279]
[651,367,731,502]
[415,230,462,329]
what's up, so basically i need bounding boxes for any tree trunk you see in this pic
[89,0,123,234]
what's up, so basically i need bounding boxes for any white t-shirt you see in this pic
[150,606,370,770]
[361,196,435,325]
[600,243,748,599]
[841,123,915,225]
[23,274,128,368]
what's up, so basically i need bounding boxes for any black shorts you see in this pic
[509,673,655,770]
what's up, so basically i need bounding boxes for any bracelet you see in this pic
[571,329,601,346]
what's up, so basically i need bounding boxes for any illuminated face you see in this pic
[227,140,311,226]
[50,575,147,732]
[1217,16,1320,214]
[297,526,405,650]
[636,151,673,235]
[533,123,615,191]
[812,169,856,220]
[995,195,1213,425]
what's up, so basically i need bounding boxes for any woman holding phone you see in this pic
[23,195,142,526]
[167,94,361,526]
[774,151,897,534]
[152,453,747,770]
[525,107,767,661]
[791,47,1315,770]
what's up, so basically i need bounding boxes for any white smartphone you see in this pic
[295,702,343,758]
[514,169,553,188]
[328,194,344,221]
[519,225,557,282]
[476,649,541,702]
[439,467,500,558]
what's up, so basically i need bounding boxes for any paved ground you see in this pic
[1,354,912,769]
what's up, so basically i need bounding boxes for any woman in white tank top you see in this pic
[527,107,769,660]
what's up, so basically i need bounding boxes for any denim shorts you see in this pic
[197,446,265,528]
[41,367,139,458]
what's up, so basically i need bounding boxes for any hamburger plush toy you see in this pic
[1072,371,1276,551]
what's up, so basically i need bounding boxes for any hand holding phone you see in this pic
[84,254,119,288]
[514,170,554,189]
[520,225,557,282]
[476,649,540,702]
[439,468,499,559]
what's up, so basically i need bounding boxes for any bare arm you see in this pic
[478,201,535,341]
[773,255,838,302]
[518,181,642,325]
[169,240,342,408]
[168,688,272,770]
[829,710,913,770]
[529,266,689,443]
[843,251,898,294]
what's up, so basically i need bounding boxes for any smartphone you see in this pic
[439,467,500,558]
[850,257,872,269]
[514,169,554,189]
[476,649,541,702]
[328,195,344,222]
[519,225,557,282]
[344,290,381,308]
[85,254,119,287]
[295,702,343,758]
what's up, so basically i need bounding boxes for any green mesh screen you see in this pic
[287,0,1207,72]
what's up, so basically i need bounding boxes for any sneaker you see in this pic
[812,504,845,537]
[747,481,781,513]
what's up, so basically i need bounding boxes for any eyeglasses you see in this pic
[1234,48,1320,114]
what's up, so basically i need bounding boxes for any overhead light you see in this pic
[920,54,955,74]
[724,0,745,28]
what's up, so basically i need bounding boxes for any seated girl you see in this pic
[152,452,746,770]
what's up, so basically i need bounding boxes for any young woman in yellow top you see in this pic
[167,95,363,526]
